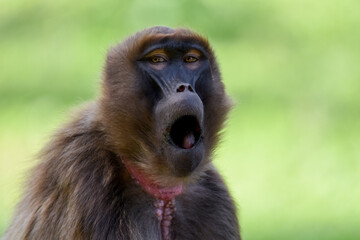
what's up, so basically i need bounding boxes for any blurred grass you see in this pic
[1,0,360,239]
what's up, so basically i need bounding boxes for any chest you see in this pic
[117,194,220,240]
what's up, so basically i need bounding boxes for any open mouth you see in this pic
[169,115,202,149]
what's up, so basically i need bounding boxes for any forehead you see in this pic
[140,33,209,56]
[141,38,208,57]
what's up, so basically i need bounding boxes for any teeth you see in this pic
[182,132,195,149]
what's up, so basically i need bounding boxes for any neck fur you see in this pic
[122,158,183,200]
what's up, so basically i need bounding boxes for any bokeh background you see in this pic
[1,0,360,239]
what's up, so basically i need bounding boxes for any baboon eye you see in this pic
[151,56,166,63]
[184,56,198,63]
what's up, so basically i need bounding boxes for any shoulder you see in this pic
[29,102,122,199]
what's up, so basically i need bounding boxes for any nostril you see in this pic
[177,85,186,92]
[188,85,194,92]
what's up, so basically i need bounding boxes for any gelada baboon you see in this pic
[4,26,240,240]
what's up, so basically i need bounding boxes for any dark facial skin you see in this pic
[137,43,209,177]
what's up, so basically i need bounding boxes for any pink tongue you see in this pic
[182,132,195,149]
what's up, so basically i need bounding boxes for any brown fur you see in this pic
[4,26,240,240]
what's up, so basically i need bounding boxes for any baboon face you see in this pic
[101,26,231,185]
[137,37,211,178]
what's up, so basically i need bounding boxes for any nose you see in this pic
[176,84,194,93]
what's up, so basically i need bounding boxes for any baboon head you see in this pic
[100,26,232,190]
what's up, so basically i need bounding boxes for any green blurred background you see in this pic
[1,0,360,239]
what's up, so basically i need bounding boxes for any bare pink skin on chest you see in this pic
[122,159,183,240]
[155,199,176,240]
